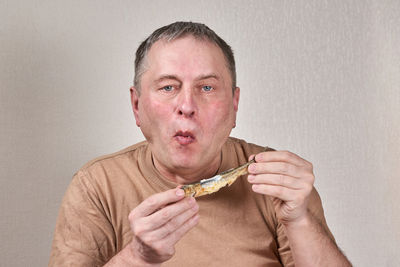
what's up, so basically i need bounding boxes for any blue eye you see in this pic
[162,85,173,91]
[202,85,213,91]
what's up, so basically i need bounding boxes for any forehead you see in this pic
[143,36,231,83]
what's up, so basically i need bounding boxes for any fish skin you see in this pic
[182,159,255,197]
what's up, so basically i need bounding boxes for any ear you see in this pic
[233,87,240,112]
[130,86,141,127]
[232,87,240,128]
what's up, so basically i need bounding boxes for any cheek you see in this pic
[202,101,234,130]
[142,99,168,118]
[140,99,172,133]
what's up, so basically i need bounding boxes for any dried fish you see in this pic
[182,159,255,197]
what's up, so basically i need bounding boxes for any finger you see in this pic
[131,187,185,219]
[164,213,199,246]
[248,154,255,161]
[255,150,311,167]
[247,173,304,190]
[248,162,312,180]
[272,197,282,206]
[149,201,199,240]
[251,184,294,201]
[143,197,198,230]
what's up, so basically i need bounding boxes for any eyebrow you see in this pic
[194,74,220,81]
[154,73,220,84]
[154,75,180,84]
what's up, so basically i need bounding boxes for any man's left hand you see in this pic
[247,151,315,225]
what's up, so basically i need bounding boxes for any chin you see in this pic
[170,154,198,169]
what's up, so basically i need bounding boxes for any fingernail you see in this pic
[176,189,184,196]
[248,175,254,182]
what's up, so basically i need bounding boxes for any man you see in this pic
[49,22,351,266]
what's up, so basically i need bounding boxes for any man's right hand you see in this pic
[126,187,199,265]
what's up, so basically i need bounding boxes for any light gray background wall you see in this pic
[1,0,399,266]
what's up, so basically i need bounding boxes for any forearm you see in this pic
[104,244,160,267]
[283,212,351,267]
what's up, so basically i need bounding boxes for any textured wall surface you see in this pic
[1,1,399,266]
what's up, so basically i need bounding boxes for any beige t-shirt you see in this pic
[49,137,333,266]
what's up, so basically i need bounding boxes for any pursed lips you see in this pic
[174,130,196,145]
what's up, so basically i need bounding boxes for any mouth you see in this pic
[174,130,196,145]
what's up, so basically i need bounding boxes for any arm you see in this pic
[247,151,351,267]
[282,209,349,266]
[49,171,116,266]
[104,187,199,266]
[49,171,198,266]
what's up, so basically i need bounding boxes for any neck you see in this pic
[152,153,221,185]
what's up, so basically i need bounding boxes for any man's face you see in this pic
[131,36,239,176]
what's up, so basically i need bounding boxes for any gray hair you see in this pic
[134,21,236,94]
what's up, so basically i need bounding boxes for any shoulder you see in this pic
[79,140,148,172]
[70,141,149,194]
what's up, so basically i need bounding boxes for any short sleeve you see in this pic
[49,171,116,266]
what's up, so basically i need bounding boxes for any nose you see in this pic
[176,88,196,118]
